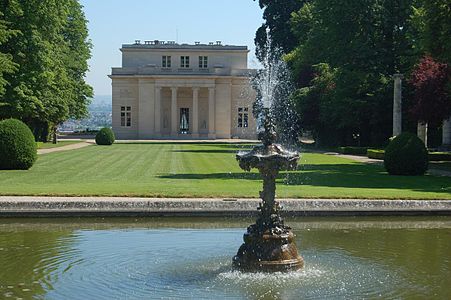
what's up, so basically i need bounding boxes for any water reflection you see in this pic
[0,230,78,299]
[0,217,449,299]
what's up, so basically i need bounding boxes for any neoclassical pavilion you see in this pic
[109,40,257,139]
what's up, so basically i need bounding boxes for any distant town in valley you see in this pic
[59,95,112,132]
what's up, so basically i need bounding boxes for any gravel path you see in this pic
[37,141,93,155]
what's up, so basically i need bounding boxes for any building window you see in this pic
[162,56,171,68]
[121,106,131,127]
[180,56,190,68]
[199,56,208,68]
[238,107,249,128]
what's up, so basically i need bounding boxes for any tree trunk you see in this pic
[52,125,58,144]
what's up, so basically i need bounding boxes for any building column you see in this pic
[208,87,216,139]
[393,74,403,137]
[192,87,199,137]
[154,86,161,136]
[171,87,178,136]
[417,122,428,148]
[442,118,451,146]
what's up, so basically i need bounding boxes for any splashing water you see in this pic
[252,28,300,147]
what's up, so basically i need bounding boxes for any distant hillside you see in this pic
[59,95,112,131]
[89,95,112,113]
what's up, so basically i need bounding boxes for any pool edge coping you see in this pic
[0,197,450,217]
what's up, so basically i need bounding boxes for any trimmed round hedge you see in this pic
[0,119,37,170]
[95,127,115,145]
[384,132,428,176]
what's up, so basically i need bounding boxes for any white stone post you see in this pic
[208,87,216,139]
[443,117,451,146]
[393,74,403,137]
[154,86,161,136]
[171,87,178,136]
[192,87,199,137]
[417,122,428,147]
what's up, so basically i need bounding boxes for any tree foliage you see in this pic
[413,0,451,63]
[409,55,450,125]
[285,0,418,146]
[253,0,450,147]
[0,10,18,97]
[0,0,92,141]
[253,0,306,60]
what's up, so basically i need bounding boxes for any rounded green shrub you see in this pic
[95,127,115,145]
[384,132,428,175]
[0,119,37,170]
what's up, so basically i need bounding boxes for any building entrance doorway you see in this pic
[180,108,189,134]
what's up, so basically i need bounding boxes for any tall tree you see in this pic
[0,0,92,142]
[409,55,450,126]
[63,0,93,121]
[253,0,305,60]
[413,0,451,63]
[287,0,418,146]
[0,10,18,97]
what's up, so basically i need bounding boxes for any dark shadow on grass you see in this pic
[172,149,252,154]
[159,172,261,180]
[159,163,451,194]
[116,142,258,146]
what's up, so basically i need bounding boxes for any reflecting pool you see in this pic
[0,217,450,299]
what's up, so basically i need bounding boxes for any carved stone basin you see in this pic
[237,143,299,172]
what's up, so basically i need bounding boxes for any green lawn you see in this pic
[0,143,450,199]
[37,141,83,149]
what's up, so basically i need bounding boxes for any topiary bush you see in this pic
[384,132,428,175]
[0,119,37,170]
[95,127,115,145]
[337,146,368,155]
[367,149,385,160]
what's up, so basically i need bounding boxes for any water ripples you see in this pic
[1,226,450,299]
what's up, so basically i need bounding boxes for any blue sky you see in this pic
[80,0,264,96]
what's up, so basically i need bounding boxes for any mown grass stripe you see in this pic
[0,143,449,199]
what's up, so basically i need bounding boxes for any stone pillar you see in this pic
[208,87,216,139]
[154,86,161,136]
[442,117,451,146]
[192,87,199,137]
[171,87,178,136]
[417,122,428,147]
[393,74,403,137]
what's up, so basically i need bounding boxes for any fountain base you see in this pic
[233,230,304,272]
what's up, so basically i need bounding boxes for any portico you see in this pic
[153,83,216,138]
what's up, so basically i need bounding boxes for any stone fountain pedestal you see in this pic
[233,228,304,272]
[233,110,304,272]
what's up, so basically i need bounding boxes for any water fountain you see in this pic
[233,107,303,272]
[232,30,303,271]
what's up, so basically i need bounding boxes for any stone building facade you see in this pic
[109,40,257,139]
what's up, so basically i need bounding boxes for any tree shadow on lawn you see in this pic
[159,172,261,180]
[171,149,247,154]
[116,142,256,146]
[171,144,254,154]
[158,163,451,194]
